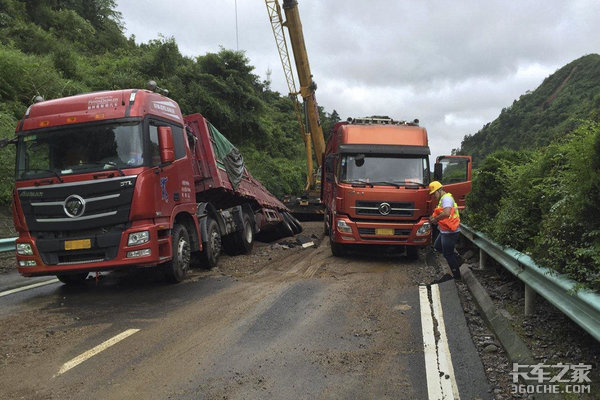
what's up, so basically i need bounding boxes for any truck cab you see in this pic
[321,117,471,257]
[12,89,201,282]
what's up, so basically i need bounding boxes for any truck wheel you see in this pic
[200,218,221,268]
[283,212,302,235]
[237,214,254,254]
[278,215,295,237]
[323,213,330,235]
[164,224,191,283]
[406,246,420,260]
[329,230,346,257]
[223,214,254,255]
[57,272,88,285]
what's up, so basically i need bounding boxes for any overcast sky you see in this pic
[115,0,600,161]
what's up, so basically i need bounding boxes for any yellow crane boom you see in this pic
[265,0,325,191]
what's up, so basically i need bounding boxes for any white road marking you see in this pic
[431,284,461,399]
[419,284,460,399]
[0,278,59,297]
[56,329,140,376]
[419,285,443,399]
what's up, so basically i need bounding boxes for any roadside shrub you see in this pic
[0,106,17,205]
[531,123,600,290]
[470,122,600,291]
[464,150,532,235]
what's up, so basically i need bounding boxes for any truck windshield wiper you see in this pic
[82,162,125,177]
[101,162,126,176]
[404,180,425,187]
[370,181,402,188]
[28,168,64,183]
[343,179,373,187]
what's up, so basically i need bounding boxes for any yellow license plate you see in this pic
[300,200,309,206]
[375,228,394,236]
[64,239,91,251]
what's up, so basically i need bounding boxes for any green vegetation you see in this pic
[459,54,600,166]
[0,0,339,204]
[465,124,600,291]
[461,53,600,290]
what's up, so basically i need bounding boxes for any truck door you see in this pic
[149,121,194,218]
[433,155,472,210]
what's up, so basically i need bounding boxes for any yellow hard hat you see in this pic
[428,181,443,194]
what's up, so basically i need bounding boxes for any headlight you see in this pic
[128,231,150,246]
[17,243,33,255]
[336,220,353,234]
[416,222,432,236]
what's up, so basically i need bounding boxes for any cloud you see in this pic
[115,0,600,160]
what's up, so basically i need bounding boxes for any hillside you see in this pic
[0,0,340,205]
[459,54,600,164]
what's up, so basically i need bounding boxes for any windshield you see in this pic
[16,122,143,180]
[340,154,429,185]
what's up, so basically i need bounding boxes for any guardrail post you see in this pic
[479,249,488,270]
[524,284,536,316]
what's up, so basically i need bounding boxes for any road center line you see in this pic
[0,278,60,297]
[56,328,140,376]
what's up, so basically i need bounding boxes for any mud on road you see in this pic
[0,222,483,399]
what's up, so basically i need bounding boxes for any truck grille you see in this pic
[18,175,136,232]
[353,201,416,217]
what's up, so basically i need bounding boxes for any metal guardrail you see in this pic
[0,237,16,253]
[460,223,600,343]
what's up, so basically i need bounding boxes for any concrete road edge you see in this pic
[459,265,534,366]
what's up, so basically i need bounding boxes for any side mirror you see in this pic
[158,126,175,164]
[433,162,443,181]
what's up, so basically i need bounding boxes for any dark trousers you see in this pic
[434,231,461,278]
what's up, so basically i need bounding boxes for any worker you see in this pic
[428,181,462,279]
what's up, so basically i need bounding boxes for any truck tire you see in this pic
[200,218,221,268]
[164,224,191,283]
[57,272,88,285]
[323,213,330,235]
[283,212,302,235]
[329,230,346,257]
[223,214,254,255]
[279,216,295,237]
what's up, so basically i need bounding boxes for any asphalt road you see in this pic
[0,224,490,399]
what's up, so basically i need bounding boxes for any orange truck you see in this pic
[321,116,471,257]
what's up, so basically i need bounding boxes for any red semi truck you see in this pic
[321,116,471,257]
[10,86,301,284]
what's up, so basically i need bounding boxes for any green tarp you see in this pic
[208,122,244,190]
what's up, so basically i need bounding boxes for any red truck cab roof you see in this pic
[18,90,183,133]
[339,124,428,147]
[327,121,430,155]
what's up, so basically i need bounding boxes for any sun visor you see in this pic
[338,144,430,155]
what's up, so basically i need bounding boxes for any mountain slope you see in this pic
[459,54,600,164]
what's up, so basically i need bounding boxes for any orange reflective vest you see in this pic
[433,192,460,232]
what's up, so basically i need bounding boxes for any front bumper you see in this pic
[330,215,431,246]
[16,222,172,277]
